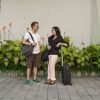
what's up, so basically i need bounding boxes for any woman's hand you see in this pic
[56,42,61,47]
[47,45,51,50]
[57,42,68,47]
[61,43,68,47]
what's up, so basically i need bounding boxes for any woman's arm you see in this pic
[56,36,69,47]
[57,42,68,47]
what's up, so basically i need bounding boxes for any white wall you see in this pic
[0,0,93,48]
[91,0,100,44]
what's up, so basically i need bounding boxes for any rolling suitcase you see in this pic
[61,47,72,85]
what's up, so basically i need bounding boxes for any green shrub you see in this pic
[0,40,26,75]
[60,42,100,76]
[0,38,100,76]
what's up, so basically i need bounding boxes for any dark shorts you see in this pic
[26,53,40,68]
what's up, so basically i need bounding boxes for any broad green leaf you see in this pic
[81,57,85,61]
[14,57,19,65]
[0,54,3,59]
[4,58,9,66]
[4,62,9,66]
[6,52,12,59]
[77,59,81,64]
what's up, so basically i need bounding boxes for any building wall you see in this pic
[91,0,100,44]
[0,0,96,48]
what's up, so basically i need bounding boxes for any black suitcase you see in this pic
[61,47,72,85]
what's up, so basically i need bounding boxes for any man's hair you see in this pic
[31,21,39,29]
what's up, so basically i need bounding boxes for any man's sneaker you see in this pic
[33,79,40,84]
[25,80,30,85]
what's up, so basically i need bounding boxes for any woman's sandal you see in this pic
[49,80,56,85]
[45,79,51,84]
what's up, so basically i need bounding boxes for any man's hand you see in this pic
[31,42,37,46]
[22,38,37,46]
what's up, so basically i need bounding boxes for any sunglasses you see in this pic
[51,29,55,32]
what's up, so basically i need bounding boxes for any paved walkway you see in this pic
[0,76,100,100]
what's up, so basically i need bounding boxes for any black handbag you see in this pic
[41,48,49,62]
[22,32,35,56]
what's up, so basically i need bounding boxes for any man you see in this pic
[22,21,40,84]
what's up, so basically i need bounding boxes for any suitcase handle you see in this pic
[60,44,67,66]
[61,47,64,66]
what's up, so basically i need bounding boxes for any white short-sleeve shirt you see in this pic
[24,31,40,54]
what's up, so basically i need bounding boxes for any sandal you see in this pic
[45,79,51,84]
[49,80,56,85]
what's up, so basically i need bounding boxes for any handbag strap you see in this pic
[28,32,35,42]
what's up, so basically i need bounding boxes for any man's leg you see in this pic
[33,66,37,80]
[33,66,40,84]
[32,53,40,83]
[27,67,31,80]
[25,55,32,84]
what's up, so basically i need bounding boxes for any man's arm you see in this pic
[22,38,31,45]
[22,33,36,46]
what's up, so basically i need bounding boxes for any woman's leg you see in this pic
[49,55,58,81]
[47,56,51,80]
[45,57,51,84]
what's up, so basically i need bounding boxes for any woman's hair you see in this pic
[50,26,64,43]
[52,26,61,38]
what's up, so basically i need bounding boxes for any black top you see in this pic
[48,35,64,55]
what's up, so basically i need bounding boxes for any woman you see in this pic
[45,26,67,85]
